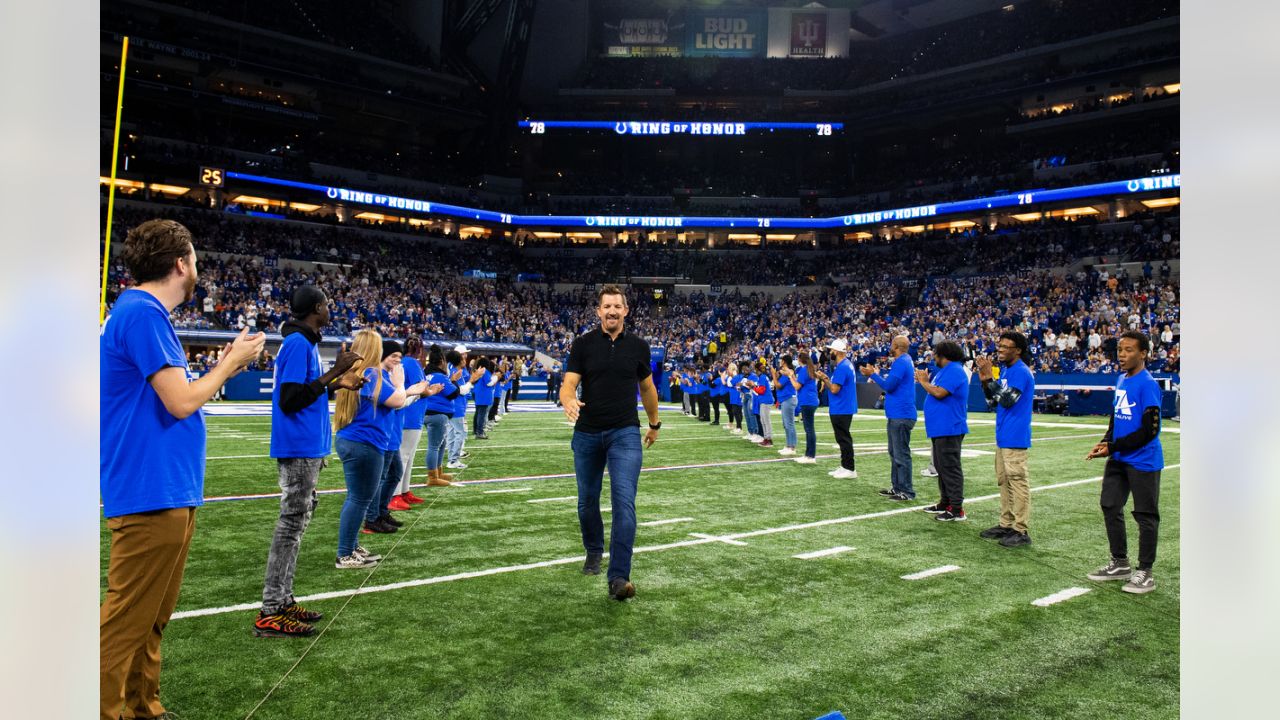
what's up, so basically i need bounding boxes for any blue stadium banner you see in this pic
[685,9,766,57]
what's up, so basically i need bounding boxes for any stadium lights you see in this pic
[1140,197,1181,208]
[1011,212,1044,222]
[147,183,190,195]
[230,195,277,207]
[287,202,321,212]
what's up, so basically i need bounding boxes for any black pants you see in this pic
[931,435,966,508]
[830,414,855,471]
[489,401,500,421]
[727,403,742,428]
[697,392,710,421]
[709,395,722,424]
[508,379,519,406]
[1101,458,1161,570]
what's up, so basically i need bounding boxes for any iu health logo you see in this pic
[1113,389,1136,419]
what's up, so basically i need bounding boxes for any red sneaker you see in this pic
[402,491,426,505]
[387,495,412,512]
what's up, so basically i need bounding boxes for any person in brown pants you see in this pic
[100,219,264,719]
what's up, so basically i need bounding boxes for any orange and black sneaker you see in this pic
[253,610,317,638]
[282,602,323,623]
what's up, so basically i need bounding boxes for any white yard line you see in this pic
[688,533,749,546]
[792,546,855,560]
[1031,587,1092,607]
[482,487,532,494]
[638,517,696,527]
[526,496,577,504]
[901,565,962,581]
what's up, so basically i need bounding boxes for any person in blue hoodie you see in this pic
[1084,331,1166,595]
[861,335,919,500]
[916,341,971,522]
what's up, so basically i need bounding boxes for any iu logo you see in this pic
[797,21,820,47]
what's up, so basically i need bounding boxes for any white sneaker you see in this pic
[778,447,796,456]
[446,461,467,469]
[731,428,743,435]
[722,423,731,429]
[831,468,859,479]
[749,436,765,444]
[827,469,841,476]
[921,467,939,477]
[794,456,817,464]
[336,553,379,569]
[743,434,757,441]
[353,545,382,562]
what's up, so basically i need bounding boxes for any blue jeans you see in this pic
[367,449,402,522]
[447,416,466,463]
[887,418,917,498]
[744,400,759,435]
[572,427,643,581]
[779,396,798,448]
[335,437,385,558]
[473,405,489,437]
[424,413,448,470]
[800,405,818,458]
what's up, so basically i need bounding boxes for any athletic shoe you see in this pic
[750,436,765,444]
[793,456,817,464]
[335,554,378,569]
[778,447,796,456]
[921,503,948,514]
[935,508,968,522]
[475,434,490,440]
[921,466,939,477]
[460,450,471,459]
[378,513,403,528]
[760,439,774,447]
[402,491,426,505]
[1122,569,1156,594]
[582,552,602,576]
[282,602,323,623]
[361,519,396,534]
[387,495,412,512]
[1086,558,1132,582]
[608,577,636,601]
[999,532,1032,548]
[253,611,316,638]
[353,545,381,562]
[878,488,897,497]
[888,491,914,501]
[731,429,743,435]
[980,525,1015,539]
[722,424,731,430]
[446,461,468,469]
[830,468,858,479]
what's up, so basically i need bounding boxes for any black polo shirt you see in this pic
[565,327,652,433]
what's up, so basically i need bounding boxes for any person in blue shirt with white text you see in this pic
[976,332,1036,547]
[813,339,859,478]
[792,352,821,464]
[860,335,918,499]
[101,220,265,720]
[917,341,971,521]
[363,341,439,533]
[255,285,362,638]
[1085,331,1165,594]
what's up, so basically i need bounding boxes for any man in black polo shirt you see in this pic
[561,284,662,601]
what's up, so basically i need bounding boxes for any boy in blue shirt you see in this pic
[1085,331,1165,594]
[813,339,858,478]
[101,220,265,719]
[256,286,362,637]
[976,331,1036,547]
[916,341,970,521]
[861,335,918,499]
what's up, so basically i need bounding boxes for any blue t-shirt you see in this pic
[755,372,775,405]
[450,364,470,418]
[872,354,918,421]
[775,371,796,402]
[473,369,496,405]
[924,362,969,438]
[827,359,858,415]
[423,369,459,414]
[728,374,744,406]
[100,289,204,517]
[270,331,331,459]
[336,368,398,450]
[401,356,428,430]
[1110,369,1164,471]
[994,360,1034,449]
[796,366,819,407]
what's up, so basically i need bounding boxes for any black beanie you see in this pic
[382,339,404,360]
[290,285,326,317]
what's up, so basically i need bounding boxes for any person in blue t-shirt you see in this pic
[916,341,971,521]
[471,357,497,439]
[1085,331,1165,594]
[364,340,440,534]
[813,339,858,478]
[861,335,918,499]
[446,346,483,469]
[735,363,760,439]
[333,330,414,568]
[392,337,428,508]
[774,355,800,456]
[708,367,724,426]
[101,220,265,720]
[423,344,479,486]
[977,331,1036,548]
[754,360,777,447]
[256,285,362,638]
[726,365,745,434]
[792,353,821,463]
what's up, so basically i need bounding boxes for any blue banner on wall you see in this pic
[684,9,766,57]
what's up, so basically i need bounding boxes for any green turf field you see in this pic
[100,406,1180,720]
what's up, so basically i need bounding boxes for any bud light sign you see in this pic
[790,13,827,57]
[685,10,765,57]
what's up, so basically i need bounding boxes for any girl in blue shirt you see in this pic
[774,355,800,456]
[793,353,821,463]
